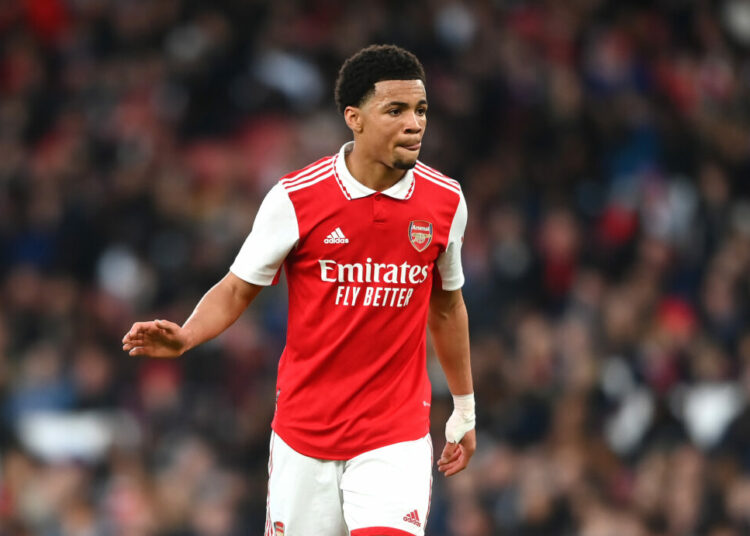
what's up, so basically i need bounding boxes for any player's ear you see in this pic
[344,106,363,134]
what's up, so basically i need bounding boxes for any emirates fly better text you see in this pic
[318,258,430,308]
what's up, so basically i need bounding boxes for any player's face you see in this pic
[357,79,427,170]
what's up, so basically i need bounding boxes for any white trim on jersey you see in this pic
[332,154,353,201]
[414,163,462,194]
[281,157,334,187]
[414,161,460,186]
[283,161,336,193]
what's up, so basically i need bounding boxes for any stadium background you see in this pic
[2,0,750,534]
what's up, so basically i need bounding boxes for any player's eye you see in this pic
[388,109,401,116]
[416,107,427,116]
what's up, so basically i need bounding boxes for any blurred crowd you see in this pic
[2,0,750,534]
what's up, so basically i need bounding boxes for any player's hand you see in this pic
[121,319,188,358]
[437,428,476,477]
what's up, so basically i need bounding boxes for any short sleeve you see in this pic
[435,191,467,291]
[230,183,299,285]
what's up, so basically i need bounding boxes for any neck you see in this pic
[345,143,407,192]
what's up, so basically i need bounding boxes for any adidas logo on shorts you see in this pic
[403,509,421,527]
[324,227,349,244]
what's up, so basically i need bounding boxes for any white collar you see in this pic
[334,142,415,200]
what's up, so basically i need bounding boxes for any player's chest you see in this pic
[295,194,448,263]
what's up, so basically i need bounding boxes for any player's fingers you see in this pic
[123,329,138,343]
[442,460,466,476]
[123,322,153,343]
[440,443,466,463]
[125,332,148,341]
[122,335,147,347]
[129,343,164,358]
[145,322,164,334]
[155,319,179,333]
[438,442,456,463]
[440,450,469,476]
[437,453,460,470]
[439,458,461,475]
[438,442,460,466]
[123,338,147,349]
[129,321,154,335]
[438,447,460,464]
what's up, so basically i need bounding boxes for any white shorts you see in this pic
[264,432,433,536]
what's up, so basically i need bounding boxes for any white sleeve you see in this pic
[230,183,299,285]
[436,191,467,291]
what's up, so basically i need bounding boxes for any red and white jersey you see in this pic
[230,142,467,459]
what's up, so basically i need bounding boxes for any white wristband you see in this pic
[445,393,476,443]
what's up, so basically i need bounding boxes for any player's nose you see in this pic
[404,113,423,133]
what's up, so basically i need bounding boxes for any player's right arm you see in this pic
[122,273,262,358]
[122,182,299,359]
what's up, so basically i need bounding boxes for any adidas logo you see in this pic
[403,510,421,528]
[324,227,349,244]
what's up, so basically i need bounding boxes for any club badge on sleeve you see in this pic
[409,220,433,252]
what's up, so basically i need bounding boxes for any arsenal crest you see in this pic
[274,521,285,536]
[409,220,433,252]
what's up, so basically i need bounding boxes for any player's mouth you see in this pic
[400,142,421,151]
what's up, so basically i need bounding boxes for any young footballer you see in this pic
[122,44,475,536]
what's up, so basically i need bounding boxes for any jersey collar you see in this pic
[334,142,415,200]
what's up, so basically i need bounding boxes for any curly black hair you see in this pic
[334,44,426,114]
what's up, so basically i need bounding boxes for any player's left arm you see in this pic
[428,286,476,477]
